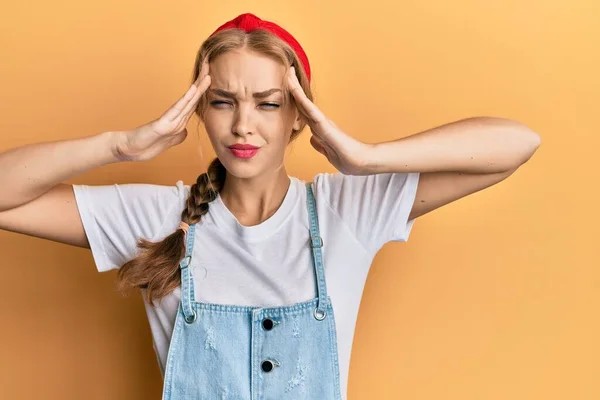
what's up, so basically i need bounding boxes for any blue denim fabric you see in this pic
[162,183,342,400]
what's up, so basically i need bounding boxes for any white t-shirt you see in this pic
[72,171,420,400]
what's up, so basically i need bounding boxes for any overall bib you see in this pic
[161,183,342,400]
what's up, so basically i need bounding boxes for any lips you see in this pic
[228,144,259,150]
[228,144,260,159]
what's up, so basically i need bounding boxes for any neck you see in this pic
[219,167,291,227]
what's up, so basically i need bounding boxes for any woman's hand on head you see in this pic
[286,66,373,175]
[113,60,212,162]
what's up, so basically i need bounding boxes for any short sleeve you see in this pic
[313,172,420,254]
[72,180,188,272]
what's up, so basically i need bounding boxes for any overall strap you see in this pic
[305,182,328,320]
[180,223,197,324]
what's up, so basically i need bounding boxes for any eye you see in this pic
[209,101,280,110]
[210,101,231,108]
[260,103,280,109]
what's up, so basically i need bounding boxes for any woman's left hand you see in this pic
[286,67,374,175]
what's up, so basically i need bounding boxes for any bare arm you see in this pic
[0,183,91,248]
[0,132,120,248]
[0,131,119,212]
[0,63,210,249]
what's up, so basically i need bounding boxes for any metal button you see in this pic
[262,318,274,331]
[185,312,197,324]
[261,359,279,372]
[314,307,326,320]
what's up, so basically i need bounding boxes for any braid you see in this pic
[180,157,226,227]
[116,157,227,305]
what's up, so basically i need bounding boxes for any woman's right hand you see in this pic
[113,61,211,162]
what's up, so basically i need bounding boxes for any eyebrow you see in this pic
[210,88,282,99]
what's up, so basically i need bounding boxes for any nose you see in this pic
[232,104,255,137]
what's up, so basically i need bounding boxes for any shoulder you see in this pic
[73,179,188,203]
[72,179,192,235]
[309,171,418,201]
[71,180,192,272]
[304,171,420,251]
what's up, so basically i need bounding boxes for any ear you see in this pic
[292,109,302,131]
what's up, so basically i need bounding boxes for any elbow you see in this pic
[483,116,542,165]
[475,116,542,169]
[515,122,542,166]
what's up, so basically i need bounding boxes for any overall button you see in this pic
[185,312,197,324]
[261,359,280,372]
[262,318,275,331]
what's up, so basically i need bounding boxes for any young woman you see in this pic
[0,12,540,400]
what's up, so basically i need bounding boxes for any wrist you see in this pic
[362,142,385,174]
[101,130,129,164]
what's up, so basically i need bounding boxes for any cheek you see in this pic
[203,117,225,148]
[204,115,235,146]
[204,110,227,129]
[265,109,295,131]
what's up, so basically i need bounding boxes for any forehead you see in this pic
[209,49,286,94]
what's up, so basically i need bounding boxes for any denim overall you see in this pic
[161,183,342,400]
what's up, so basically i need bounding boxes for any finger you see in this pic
[165,68,211,122]
[287,67,327,124]
[198,58,210,82]
[329,119,340,129]
[165,60,210,121]
[287,67,317,120]
[190,58,209,88]
[164,82,201,121]
[179,75,211,120]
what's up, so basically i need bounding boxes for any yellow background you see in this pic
[0,1,598,399]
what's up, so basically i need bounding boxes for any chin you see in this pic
[220,156,262,179]
[226,168,262,180]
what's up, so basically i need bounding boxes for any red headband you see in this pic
[208,13,311,82]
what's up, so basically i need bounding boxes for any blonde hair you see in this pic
[116,28,314,304]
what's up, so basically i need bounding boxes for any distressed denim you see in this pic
[162,183,342,400]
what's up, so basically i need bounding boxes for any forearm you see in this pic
[0,130,121,211]
[366,117,541,174]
